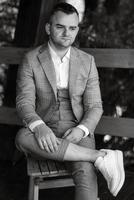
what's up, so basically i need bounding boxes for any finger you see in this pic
[37,139,44,150]
[42,140,50,152]
[62,129,72,139]
[56,138,61,145]
[65,134,74,142]
[51,137,58,151]
[46,137,55,153]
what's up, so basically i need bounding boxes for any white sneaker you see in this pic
[94,149,125,196]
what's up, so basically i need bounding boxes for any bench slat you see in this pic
[55,161,67,173]
[39,178,74,189]
[47,160,58,174]
[27,157,42,176]
[28,157,71,178]
[38,160,50,175]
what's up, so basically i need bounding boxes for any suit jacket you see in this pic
[16,44,103,134]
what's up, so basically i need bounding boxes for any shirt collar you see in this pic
[48,42,70,63]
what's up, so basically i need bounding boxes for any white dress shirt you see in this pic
[48,43,70,89]
[29,43,89,137]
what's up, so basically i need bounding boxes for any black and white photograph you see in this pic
[0,0,134,200]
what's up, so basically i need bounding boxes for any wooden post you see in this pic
[4,0,43,106]
[14,0,42,47]
[34,0,59,46]
[28,176,39,200]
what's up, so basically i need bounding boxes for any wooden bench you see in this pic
[27,157,74,200]
[0,47,134,200]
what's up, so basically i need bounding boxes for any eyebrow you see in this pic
[56,23,78,28]
[56,24,64,26]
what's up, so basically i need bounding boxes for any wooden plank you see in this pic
[0,47,134,69]
[47,160,58,174]
[0,106,22,126]
[27,157,42,176]
[96,116,134,138]
[39,178,74,189]
[38,160,50,175]
[0,107,134,138]
[28,159,70,178]
[83,48,134,69]
[0,47,28,64]
[38,160,70,177]
[55,161,67,173]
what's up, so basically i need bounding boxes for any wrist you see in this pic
[29,120,45,132]
[77,126,85,137]
[77,124,89,138]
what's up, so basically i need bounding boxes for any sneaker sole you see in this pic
[112,150,125,196]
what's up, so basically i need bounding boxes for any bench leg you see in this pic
[28,176,39,200]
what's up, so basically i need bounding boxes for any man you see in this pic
[15,3,125,200]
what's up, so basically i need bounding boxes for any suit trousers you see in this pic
[15,89,97,200]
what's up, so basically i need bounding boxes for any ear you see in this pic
[77,26,79,34]
[45,23,50,35]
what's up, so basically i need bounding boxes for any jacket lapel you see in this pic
[37,46,57,100]
[37,45,83,100]
[69,47,82,98]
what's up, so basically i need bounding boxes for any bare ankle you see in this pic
[98,150,106,158]
[91,150,106,162]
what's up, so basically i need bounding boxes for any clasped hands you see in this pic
[33,123,84,153]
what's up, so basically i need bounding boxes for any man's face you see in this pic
[46,11,79,49]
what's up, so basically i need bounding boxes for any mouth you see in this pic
[61,37,71,41]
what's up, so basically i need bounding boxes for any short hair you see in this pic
[49,2,79,22]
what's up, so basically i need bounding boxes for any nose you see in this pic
[63,28,70,37]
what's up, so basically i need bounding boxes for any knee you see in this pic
[15,128,29,152]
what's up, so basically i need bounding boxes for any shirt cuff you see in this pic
[77,124,89,138]
[29,120,44,132]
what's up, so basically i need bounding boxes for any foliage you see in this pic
[79,0,134,48]
[0,0,20,106]
[0,0,19,46]
[77,0,134,119]
[77,0,134,170]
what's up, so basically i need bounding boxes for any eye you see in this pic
[56,25,64,29]
[70,27,77,31]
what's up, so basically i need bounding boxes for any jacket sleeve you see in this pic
[80,56,103,134]
[16,54,42,127]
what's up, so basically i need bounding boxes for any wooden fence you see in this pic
[0,47,134,138]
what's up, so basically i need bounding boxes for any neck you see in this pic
[49,40,70,59]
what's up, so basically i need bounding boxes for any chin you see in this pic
[61,42,73,47]
[61,45,71,49]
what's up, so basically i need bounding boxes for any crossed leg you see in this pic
[15,128,105,162]
[66,136,98,200]
[15,128,105,200]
